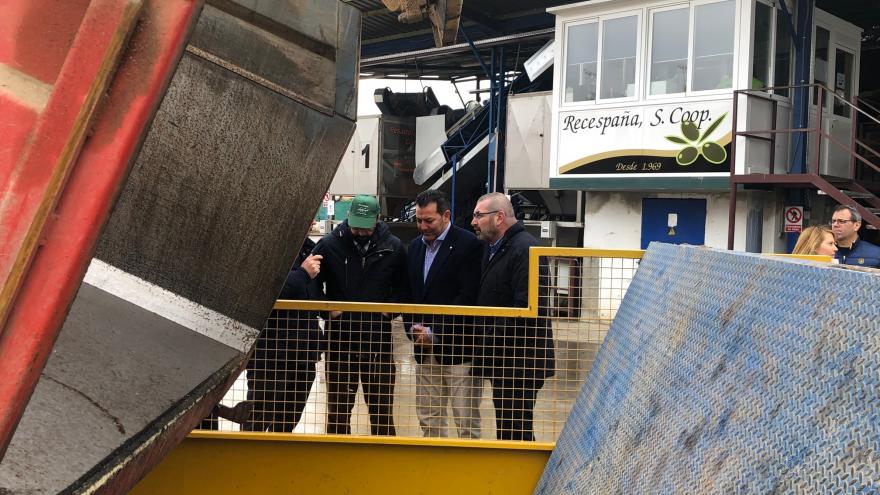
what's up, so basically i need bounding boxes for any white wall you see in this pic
[582,191,782,251]
[582,192,643,249]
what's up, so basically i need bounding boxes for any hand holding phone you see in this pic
[411,324,433,346]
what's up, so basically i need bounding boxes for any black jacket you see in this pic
[313,220,408,348]
[476,222,555,382]
[406,224,482,365]
[252,237,323,367]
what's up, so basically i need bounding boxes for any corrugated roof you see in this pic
[349,0,571,79]
[351,0,878,80]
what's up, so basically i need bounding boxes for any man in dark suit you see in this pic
[471,192,555,441]
[407,189,483,438]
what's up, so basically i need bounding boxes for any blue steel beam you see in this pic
[790,0,815,175]
[787,0,815,253]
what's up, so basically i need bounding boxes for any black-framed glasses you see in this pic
[830,219,855,225]
[472,210,500,219]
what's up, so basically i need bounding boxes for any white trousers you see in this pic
[416,353,481,438]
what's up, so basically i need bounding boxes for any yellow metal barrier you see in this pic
[137,246,833,493]
[200,247,644,441]
[131,431,552,495]
[198,247,827,440]
[273,247,647,317]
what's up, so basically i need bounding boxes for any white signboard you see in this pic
[783,206,803,233]
[555,99,732,177]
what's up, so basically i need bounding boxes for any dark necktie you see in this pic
[488,242,500,260]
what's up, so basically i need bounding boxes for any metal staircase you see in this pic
[728,83,880,247]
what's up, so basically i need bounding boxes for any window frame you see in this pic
[831,45,856,118]
[751,0,774,93]
[687,0,738,96]
[559,9,642,108]
[811,23,832,108]
[559,0,745,106]
[645,3,691,100]
[597,9,643,103]
[560,17,601,107]
[769,1,795,99]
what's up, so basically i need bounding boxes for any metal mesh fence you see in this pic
[197,249,641,442]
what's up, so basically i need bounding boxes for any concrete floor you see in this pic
[216,318,609,442]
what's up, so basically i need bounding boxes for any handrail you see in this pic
[733,83,880,177]
[856,95,880,118]
[275,246,644,317]
[274,247,835,313]
[819,128,880,176]
[856,138,880,161]
[734,83,880,126]
[819,84,880,126]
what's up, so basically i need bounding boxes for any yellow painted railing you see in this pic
[134,246,834,494]
[272,246,830,315]
[273,247,645,317]
[132,431,553,495]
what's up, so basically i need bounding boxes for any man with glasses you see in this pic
[471,192,555,441]
[830,205,880,268]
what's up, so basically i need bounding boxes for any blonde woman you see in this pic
[793,225,838,256]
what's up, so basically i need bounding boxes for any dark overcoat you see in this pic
[250,237,323,372]
[406,224,482,365]
[476,222,555,383]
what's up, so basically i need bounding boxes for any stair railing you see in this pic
[732,83,880,179]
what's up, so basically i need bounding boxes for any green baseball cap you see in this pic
[347,194,380,228]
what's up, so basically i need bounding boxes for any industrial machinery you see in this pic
[0,1,359,492]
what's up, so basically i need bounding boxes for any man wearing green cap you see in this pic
[312,194,408,435]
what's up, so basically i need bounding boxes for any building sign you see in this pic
[555,99,732,176]
[783,206,803,233]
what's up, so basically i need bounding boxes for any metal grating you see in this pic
[536,243,880,494]
[197,251,640,442]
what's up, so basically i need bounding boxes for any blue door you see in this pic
[640,198,706,249]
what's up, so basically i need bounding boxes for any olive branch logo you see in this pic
[665,112,728,166]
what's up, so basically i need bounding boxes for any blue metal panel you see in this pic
[536,244,880,494]
[640,198,706,249]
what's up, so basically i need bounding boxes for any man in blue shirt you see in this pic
[831,205,880,268]
[406,189,483,438]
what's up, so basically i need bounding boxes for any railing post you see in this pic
[815,85,823,175]
[451,154,458,219]
[487,47,495,192]
[851,95,858,179]
[728,178,737,250]
[770,98,778,174]
[728,90,739,250]
[731,90,739,174]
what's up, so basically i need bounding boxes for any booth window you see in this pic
[833,49,854,117]
[751,2,772,90]
[649,7,689,95]
[564,22,599,103]
[600,15,638,99]
[773,7,793,97]
[813,26,830,107]
[692,0,735,91]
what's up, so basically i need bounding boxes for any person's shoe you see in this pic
[214,401,254,424]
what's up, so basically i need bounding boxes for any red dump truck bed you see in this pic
[0,1,360,492]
